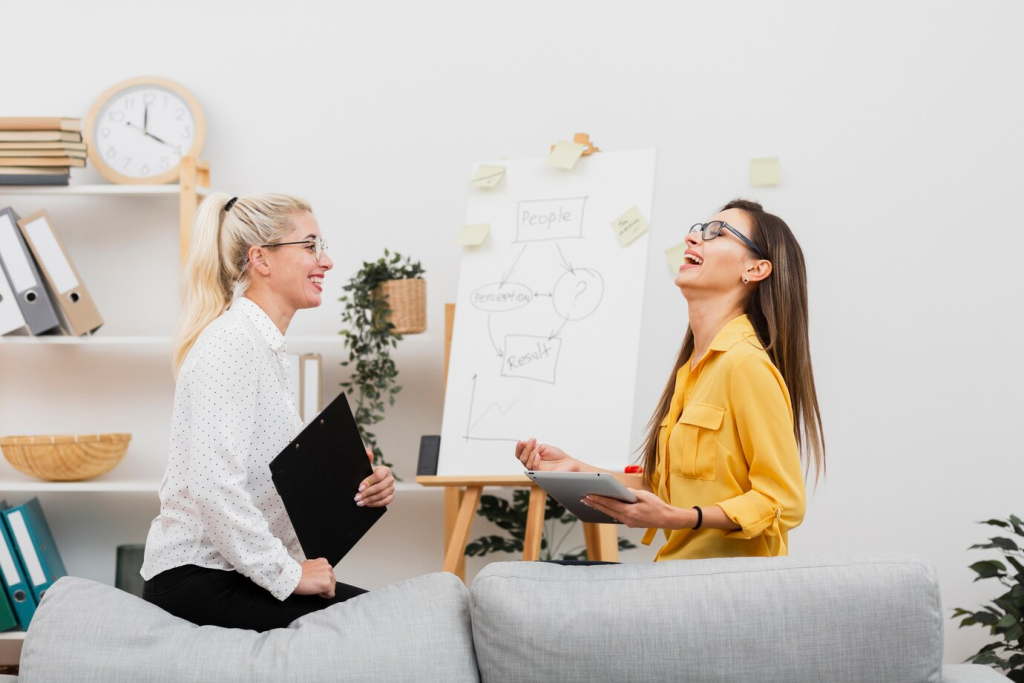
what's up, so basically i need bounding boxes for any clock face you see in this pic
[93,85,198,180]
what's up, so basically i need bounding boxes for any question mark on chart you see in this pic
[574,281,587,305]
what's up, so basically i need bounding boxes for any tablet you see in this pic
[525,471,638,525]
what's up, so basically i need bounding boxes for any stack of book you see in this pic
[0,117,86,187]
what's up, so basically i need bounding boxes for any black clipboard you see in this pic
[269,392,386,566]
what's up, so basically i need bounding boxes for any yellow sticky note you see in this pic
[547,141,587,170]
[611,205,650,247]
[470,165,505,189]
[665,241,690,273]
[750,157,781,186]
[456,224,490,246]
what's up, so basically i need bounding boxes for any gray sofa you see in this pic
[1,554,1009,682]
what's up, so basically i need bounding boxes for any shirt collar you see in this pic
[708,314,760,352]
[234,297,286,352]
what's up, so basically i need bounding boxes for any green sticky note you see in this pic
[470,165,505,189]
[456,224,490,246]
[750,157,781,186]
[665,241,690,273]
[546,141,587,170]
[611,205,650,247]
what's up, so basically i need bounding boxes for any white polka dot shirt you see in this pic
[141,297,305,601]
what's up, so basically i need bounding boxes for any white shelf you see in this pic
[0,335,411,346]
[0,184,210,196]
[0,335,172,345]
[0,632,25,641]
[0,474,431,494]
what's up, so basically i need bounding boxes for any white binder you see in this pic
[0,207,61,335]
[16,210,103,336]
[0,249,26,335]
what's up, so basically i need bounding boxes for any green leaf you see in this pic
[970,560,1008,580]
[980,519,1011,528]
[997,613,1017,628]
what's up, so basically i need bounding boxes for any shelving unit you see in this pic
[0,165,212,663]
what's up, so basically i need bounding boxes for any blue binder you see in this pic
[0,501,37,629]
[1,498,66,603]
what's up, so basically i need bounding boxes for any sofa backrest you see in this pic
[470,553,943,683]
[19,572,479,683]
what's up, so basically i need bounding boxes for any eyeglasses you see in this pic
[259,236,329,262]
[688,221,766,260]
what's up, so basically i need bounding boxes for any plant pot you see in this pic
[373,278,427,335]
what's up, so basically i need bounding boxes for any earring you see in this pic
[742,276,749,284]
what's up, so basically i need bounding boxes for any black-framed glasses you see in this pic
[688,221,766,259]
[259,236,328,262]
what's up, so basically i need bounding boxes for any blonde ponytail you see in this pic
[172,192,312,375]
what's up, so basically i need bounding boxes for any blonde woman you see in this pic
[516,199,824,560]
[141,193,395,631]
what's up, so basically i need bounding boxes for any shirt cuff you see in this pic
[717,491,780,540]
[267,558,304,601]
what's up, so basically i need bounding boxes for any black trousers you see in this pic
[143,564,367,632]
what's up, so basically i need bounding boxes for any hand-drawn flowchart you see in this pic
[439,149,656,476]
[471,196,605,385]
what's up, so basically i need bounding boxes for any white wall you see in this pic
[1,0,1021,664]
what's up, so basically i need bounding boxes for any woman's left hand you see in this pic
[355,448,395,507]
[583,489,684,529]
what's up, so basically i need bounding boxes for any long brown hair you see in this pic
[639,199,826,484]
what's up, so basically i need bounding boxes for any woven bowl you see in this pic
[0,433,131,481]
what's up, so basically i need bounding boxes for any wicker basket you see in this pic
[0,433,131,482]
[373,278,427,335]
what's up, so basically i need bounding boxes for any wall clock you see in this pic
[83,76,206,184]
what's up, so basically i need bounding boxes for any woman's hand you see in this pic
[583,489,689,530]
[355,447,395,507]
[514,438,579,472]
[294,558,336,598]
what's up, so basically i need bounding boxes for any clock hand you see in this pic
[144,104,148,133]
[145,131,170,145]
[125,121,173,147]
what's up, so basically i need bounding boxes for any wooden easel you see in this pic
[416,304,620,580]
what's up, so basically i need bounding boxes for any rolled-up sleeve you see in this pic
[716,353,806,553]
[185,337,302,601]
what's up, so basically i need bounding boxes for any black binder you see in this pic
[269,392,386,566]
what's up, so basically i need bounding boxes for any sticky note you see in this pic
[750,157,781,186]
[611,205,650,247]
[665,241,690,273]
[456,224,490,246]
[470,165,505,189]
[547,141,587,170]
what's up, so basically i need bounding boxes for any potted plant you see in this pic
[339,249,426,470]
[951,514,1024,681]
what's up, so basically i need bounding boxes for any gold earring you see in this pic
[742,276,749,284]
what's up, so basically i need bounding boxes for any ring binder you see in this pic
[0,207,61,335]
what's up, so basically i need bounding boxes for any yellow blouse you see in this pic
[642,314,806,560]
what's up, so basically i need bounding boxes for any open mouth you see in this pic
[309,276,323,291]
[680,251,703,269]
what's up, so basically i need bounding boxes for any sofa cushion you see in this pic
[19,572,478,683]
[470,554,943,683]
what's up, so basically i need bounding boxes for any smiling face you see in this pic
[674,208,770,299]
[263,211,333,311]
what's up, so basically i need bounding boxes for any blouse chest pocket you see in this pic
[669,403,725,482]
